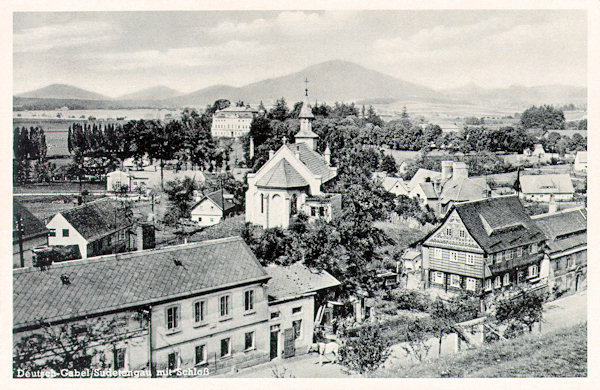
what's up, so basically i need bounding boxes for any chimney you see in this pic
[324,145,331,165]
[295,151,301,160]
[441,161,453,181]
[269,150,275,159]
[249,136,254,160]
[136,225,144,251]
[452,161,469,179]
[548,196,558,213]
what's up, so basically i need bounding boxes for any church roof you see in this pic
[298,98,314,119]
[286,143,337,183]
[256,159,309,189]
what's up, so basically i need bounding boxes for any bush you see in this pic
[391,290,431,312]
[338,324,393,374]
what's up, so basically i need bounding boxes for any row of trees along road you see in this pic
[13,126,55,185]
[66,107,229,188]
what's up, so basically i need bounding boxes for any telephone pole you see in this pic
[16,213,24,268]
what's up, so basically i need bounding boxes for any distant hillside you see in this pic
[118,85,182,101]
[16,84,110,101]
[440,84,587,109]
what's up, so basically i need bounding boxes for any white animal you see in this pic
[311,341,340,365]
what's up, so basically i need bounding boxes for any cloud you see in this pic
[14,21,119,53]
[89,40,270,71]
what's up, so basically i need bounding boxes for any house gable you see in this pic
[191,197,223,217]
[423,209,483,252]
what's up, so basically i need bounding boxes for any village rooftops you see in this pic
[532,208,587,256]
[13,199,49,242]
[440,176,489,205]
[55,198,133,242]
[13,236,269,330]
[265,262,340,302]
[193,189,236,212]
[424,195,546,253]
[519,174,574,194]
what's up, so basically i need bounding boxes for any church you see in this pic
[245,88,341,229]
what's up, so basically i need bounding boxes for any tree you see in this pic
[520,105,565,130]
[162,177,198,226]
[495,290,545,334]
[338,324,392,374]
[268,97,290,121]
[401,318,432,362]
[380,154,398,174]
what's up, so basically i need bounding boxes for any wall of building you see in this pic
[268,296,315,359]
[549,248,587,294]
[190,199,224,227]
[151,282,270,375]
[13,234,48,268]
[47,214,89,259]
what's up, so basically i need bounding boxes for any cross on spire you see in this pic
[304,77,309,97]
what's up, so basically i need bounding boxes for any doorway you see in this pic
[270,325,279,360]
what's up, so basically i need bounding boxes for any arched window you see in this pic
[260,194,264,213]
[290,194,297,216]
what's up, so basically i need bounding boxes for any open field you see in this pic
[374,322,587,378]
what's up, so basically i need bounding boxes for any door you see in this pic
[283,328,295,359]
[270,329,279,360]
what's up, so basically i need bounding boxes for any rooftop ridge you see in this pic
[454,193,518,207]
[59,197,115,214]
[13,236,244,275]
[531,206,587,219]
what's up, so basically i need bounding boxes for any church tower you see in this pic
[295,78,318,151]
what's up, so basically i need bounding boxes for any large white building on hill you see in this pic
[211,106,258,138]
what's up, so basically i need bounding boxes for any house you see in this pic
[401,249,422,273]
[190,190,237,227]
[264,263,341,359]
[46,198,134,259]
[13,237,272,376]
[409,182,439,208]
[530,143,547,159]
[420,195,547,295]
[211,106,258,138]
[532,208,587,295]
[519,174,575,202]
[408,168,441,191]
[574,151,587,172]
[376,175,410,197]
[245,91,339,229]
[13,200,49,268]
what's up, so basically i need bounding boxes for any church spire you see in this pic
[296,78,317,150]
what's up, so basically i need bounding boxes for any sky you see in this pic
[12,10,587,97]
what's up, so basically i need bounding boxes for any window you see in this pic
[49,229,56,237]
[292,306,302,315]
[292,319,302,340]
[530,243,538,254]
[498,252,504,262]
[459,229,466,238]
[62,229,69,237]
[567,256,574,268]
[168,352,179,370]
[434,248,442,259]
[311,207,317,217]
[517,247,523,257]
[244,290,254,312]
[193,300,207,324]
[450,251,458,261]
[503,273,510,286]
[260,194,264,213]
[485,279,492,291]
[433,271,444,284]
[446,228,452,236]
[270,311,280,319]
[244,331,255,350]
[166,305,179,331]
[220,295,231,318]
[450,274,461,288]
[466,253,475,266]
[528,264,539,278]
[506,250,513,260]
[195,345,207,365]
[466,278,477,292]
[494,276,501,289]
[319,207,325,217]
[114,347,126,370]
[220,338,231,358]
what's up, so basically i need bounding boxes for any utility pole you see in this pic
[220,175,226,221]
[16,213,24,268]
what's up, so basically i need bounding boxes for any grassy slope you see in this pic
[374,322,587,378]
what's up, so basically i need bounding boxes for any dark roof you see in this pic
[265,263,340,301]
[425,196,546,253]
[13,237,269,329]
[193,190,236,212]
[58,198,132,241]
[532,208,587,240]
[255,159,309,188]
[13,200,49,242]
[532,208,587,255]
[286,143,337,183]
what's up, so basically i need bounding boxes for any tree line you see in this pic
[13,126,55,184]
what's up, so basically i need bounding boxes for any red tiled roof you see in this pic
[13,237,269,329]
[265,263,340,301]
